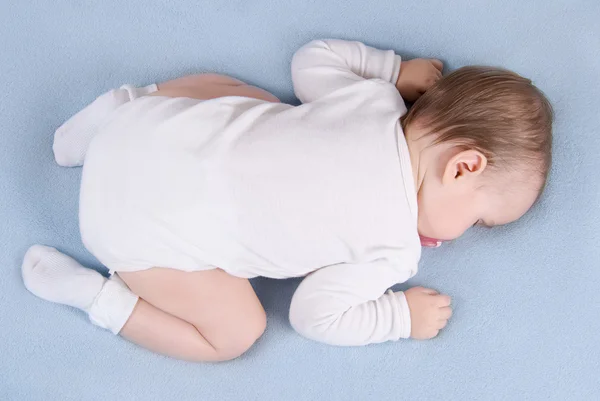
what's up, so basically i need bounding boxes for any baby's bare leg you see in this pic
[153,73,280,102]
[22,245,265,362]
[118,268,266,362]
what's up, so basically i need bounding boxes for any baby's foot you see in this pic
[22,245,106,311]
[22,245,139,334]
[53,84,157,167]
[21,245,138,334]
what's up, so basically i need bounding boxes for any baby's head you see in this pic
[402,66,553,243]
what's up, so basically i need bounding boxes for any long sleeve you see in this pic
[291,39,402,103]
[289,259,416,346]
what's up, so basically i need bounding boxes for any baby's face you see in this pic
[417,171,540,245]
[405,125,543,246]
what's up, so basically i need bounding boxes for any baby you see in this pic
[21,39,553,362]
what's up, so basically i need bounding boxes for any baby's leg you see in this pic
[53,74,279,167]
[152,73,280,103]
[118,268,266,362]
[22,246,265,362]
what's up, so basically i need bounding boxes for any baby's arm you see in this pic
[292,39,401,103]
[291,39,443,103]
[289,260,452,345]
[289,260,412,345]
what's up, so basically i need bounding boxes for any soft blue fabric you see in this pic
[1,1,599,400]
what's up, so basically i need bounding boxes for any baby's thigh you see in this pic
[152,73,280,103]
[119,267,266,352]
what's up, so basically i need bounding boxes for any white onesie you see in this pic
[79,39,421,346]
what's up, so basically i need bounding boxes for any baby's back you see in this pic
[80,81,418,277]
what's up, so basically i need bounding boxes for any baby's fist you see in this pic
[395,58,443,102]
[404,286,452,340]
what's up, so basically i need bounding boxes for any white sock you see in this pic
[22,245,139,334]
[88,274,139,334]
[53,83,158,167]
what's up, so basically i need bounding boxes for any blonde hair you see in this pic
[402,66,553,194]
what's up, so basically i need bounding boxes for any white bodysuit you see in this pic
[80,39,421,346]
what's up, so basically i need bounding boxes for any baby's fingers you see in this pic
[429,58,444,72]
[436,319,448,329]
[422,69,441,91]
[439,306,453,320]
[434,294,452,307]
[427,64,442,82]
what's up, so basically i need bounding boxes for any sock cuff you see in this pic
[108,271,126,286]
[138,83,158,96]
[88,278,139,335]
[120,84,158,100]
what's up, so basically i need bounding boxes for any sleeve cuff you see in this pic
[390,289,412,339]
[390,54,402,86]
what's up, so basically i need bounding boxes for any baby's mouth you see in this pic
[419,236,443,248]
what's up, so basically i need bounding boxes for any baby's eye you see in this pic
[472,220,481,227]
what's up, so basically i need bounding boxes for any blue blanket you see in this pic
[1,1,599,400]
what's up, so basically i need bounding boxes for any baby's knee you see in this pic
[211,309,267,362]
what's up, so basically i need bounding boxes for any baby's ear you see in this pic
[443,149,488,183]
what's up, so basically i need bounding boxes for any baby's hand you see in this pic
[404,286,452,340]
[395,58,443,102]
